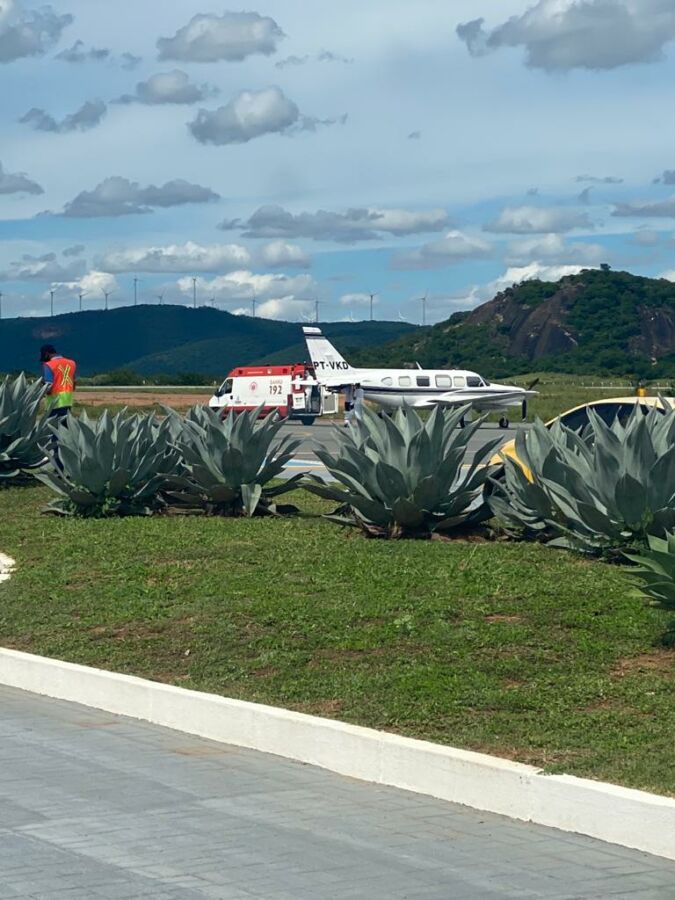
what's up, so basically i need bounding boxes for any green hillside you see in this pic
[352,269,675,379]
[0,305,416,377]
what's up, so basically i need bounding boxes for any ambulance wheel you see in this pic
[499,416,509,429]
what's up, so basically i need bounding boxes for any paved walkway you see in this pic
[1,686,673,899]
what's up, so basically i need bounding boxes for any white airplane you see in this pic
[303,326,538,427]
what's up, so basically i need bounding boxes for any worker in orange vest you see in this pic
[40,344,77,422]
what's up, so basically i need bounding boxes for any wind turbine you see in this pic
[133,276,141,306]
[49,286,60,318]
[156,292,164,305]
[397,311,408,322]
[78,290,88,312]
[420,291,429,326]
[102,289,114,311]
[368,290,378,322]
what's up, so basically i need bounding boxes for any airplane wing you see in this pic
[414,390,538,409]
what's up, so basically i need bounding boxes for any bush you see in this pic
[37,410,179,517]
[489,405,675,556]
[627,533,675,613]
[306,405,500,538]
[165,406,303,517]
[0,373,49,486]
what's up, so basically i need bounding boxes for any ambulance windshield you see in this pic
[218,378,233,396]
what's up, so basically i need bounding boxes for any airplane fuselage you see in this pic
[319,365,529,412]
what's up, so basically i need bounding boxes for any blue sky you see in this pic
[2,0,675,324]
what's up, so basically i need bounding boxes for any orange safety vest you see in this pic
[44,356,76,409]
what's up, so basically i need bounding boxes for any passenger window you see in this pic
[466,376,482,387]
[382,376,393,386]
[416,376,430,387]
[453,376,466,388]
[399,376,411,387]
[435,375,451,388]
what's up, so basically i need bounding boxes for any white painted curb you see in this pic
[0,553,15,584]
[0,647,673,861]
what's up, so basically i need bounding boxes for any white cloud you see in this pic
[613,195,675,217]
[339,292,374,306]
[225,204,450,242]
[52,270,119,296]
[489,262,595,294]
[391,230,493,269]
[118,70,218,105]
[631,229,662,246]
[484,206,593,234]
[576,174,623,184]
[20,99,106,133]
[258,240,310,268]
[157,11,284,63]
[0,252,84,282]
[505,233,605,265]
[61,176,219,217]
[175,270,316,319]
[275,49,353,69]
[239,297,314,320]
[189,86,299,145]
[0,0,72,63]
[659,269,675,281]
[55,40,110,63]
[457,0,675,72]
[97,241,251,274]
[0,160,43,195]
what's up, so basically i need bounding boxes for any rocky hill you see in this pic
[352,268,675,378]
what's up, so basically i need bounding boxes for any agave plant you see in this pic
[306,404,501,539]
[0,373,49,485]
[489,404,675,555]
[166,405,303,516]
[37,410,180,516]
[627,532,675,613]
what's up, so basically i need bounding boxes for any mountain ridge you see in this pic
[0,305,416,377]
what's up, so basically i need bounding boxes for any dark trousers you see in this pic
[48,406,70,469]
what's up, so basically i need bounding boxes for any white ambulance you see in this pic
[208,363,338,424]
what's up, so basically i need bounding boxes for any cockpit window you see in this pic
[466,376,482,388]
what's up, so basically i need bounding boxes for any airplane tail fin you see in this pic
[303,326,354,374]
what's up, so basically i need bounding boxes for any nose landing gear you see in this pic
[498,415,510,429]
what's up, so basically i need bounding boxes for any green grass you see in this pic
[508,373,639,422]
[0,483,673,795]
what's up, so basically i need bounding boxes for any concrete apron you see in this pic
[0,647,673,863]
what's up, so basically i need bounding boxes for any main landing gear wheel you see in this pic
[498,416,510,429]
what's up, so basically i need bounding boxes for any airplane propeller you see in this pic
[521,378,540,420]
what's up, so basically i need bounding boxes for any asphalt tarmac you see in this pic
[279,418,528,466]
